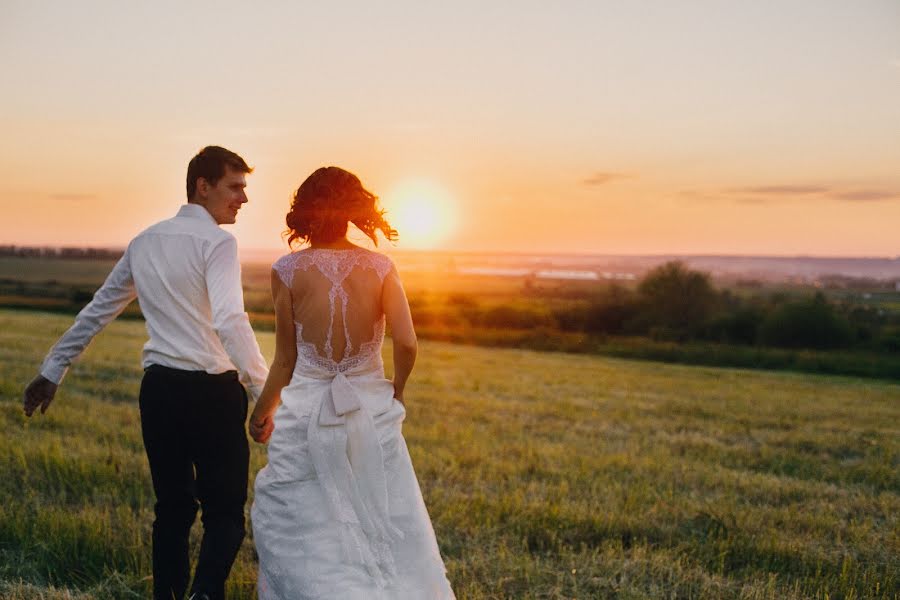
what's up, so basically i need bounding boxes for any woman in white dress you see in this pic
[248,167,455,599]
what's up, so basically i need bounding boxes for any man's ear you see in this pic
[196,177,209,198]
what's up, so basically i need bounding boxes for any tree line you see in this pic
[454,262,900,354]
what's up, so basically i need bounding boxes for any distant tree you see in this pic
[479,305,555,329]
[584,284,640,335]
[637,261,718,340]
[759,292,854,349]
[876,326,900,353]
[552,305,587,332]
[842,303,885,345]
[447,293,477,307]
[68,287,95,305]
[552,285,640,335]
[706,306,765,345]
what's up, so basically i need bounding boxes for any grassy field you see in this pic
[0,309,897,599]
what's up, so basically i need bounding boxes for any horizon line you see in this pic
[3,243,898,262]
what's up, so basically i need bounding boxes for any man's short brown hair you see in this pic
[186,146,252,200]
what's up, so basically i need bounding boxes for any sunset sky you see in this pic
[1,1,899,256]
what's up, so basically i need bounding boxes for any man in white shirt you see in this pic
[23,146,270,600]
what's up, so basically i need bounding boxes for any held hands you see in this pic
[23,374,59,417]
[249,411,275,444]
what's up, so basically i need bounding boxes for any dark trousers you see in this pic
[139,365,250,600]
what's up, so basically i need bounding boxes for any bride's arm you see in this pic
[383,266,417,403]
[249,269,297,442]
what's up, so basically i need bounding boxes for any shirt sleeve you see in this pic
[205,235,269,401]
[40,245,138,384]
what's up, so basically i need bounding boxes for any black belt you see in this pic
[144,364,239,382]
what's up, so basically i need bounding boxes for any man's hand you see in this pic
[249,413,275,444]
[24,374,59,417]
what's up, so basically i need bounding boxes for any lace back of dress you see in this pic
[273,249,393,372]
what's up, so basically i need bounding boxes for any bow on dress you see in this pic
[304,368,404,587]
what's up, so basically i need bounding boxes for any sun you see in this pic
[381,180,457,249]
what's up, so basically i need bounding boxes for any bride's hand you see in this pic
[249,412,275,444]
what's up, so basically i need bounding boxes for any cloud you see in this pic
[830,189,900,202]
[582,172,632,186]
[678,184,900,205]
[730,185,829,196]
[48,193,97,202]
[676,190,719,203]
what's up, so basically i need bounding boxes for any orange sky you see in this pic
[1,2,899,256]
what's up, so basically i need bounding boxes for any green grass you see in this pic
[0,309,898,599]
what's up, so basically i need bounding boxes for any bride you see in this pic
[248,167,456,599]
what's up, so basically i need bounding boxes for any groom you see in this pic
[23,146,270,600]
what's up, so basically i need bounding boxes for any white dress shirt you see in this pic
[40,203,269,401]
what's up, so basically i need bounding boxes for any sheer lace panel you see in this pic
[273,248,393,370]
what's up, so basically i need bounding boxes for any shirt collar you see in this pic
[176,203,219,226]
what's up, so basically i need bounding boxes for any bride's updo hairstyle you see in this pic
[285,166,397,248]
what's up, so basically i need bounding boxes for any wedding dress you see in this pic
[251,247,455,599]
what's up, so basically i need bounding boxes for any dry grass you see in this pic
[0,309,897,599]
